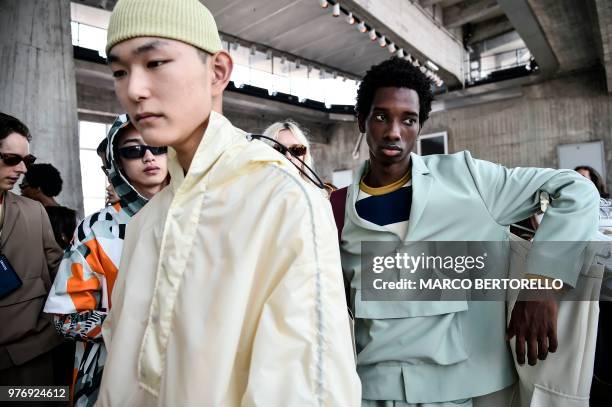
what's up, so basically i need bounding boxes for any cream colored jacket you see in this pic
[96,112,360,406]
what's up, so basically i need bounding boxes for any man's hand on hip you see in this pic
[507,299,559,366]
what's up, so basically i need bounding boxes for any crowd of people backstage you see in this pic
[0,0,610,406]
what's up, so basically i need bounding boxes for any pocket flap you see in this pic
[0,277,47,307]
[354,289,468,319]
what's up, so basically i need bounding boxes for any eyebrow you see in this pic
[107,40,169,64]
[120,138,142,146]
[372,107,419,116]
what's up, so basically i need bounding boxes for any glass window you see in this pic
[79,121,109,216]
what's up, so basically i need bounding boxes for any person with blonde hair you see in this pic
[263,120,313,171]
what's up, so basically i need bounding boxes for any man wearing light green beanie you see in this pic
[97,0,361,406]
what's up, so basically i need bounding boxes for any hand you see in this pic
[507,299,558,366]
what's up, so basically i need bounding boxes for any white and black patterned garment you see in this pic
[355,178,412,238]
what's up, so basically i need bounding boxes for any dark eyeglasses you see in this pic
[0,152,36,167]
[248,134,325,190]
[273,144,307,157]
[117,145,168,159]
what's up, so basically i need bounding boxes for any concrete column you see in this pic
[0,0,83,215]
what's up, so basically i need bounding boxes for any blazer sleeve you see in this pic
[464,151,599,286]
[39,203,62,280]
[241,184,361,407]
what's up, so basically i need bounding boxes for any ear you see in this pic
[357,113,366,134]
[210,51,233,97]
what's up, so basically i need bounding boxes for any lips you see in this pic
[135,112,162,123]
[144,166,160,174]
[380,144,402,157]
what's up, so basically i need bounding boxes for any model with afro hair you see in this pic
[331,56,600,407]
[356,57,434,126]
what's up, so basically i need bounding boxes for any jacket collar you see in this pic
[1,192,20,249]
[347,153,433,239]
[406,153,432,236]
[167,111,242,195]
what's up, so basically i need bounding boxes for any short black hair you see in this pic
[24,163,63,197]
[356,57,434,126]
[0,112,32,143]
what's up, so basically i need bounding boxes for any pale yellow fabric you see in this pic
[106,0,223,54]
[97,112,360,406]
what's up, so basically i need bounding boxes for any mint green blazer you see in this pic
[340,151,599,403]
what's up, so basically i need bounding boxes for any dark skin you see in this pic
[359,86,558,366]
[358,87,421,187]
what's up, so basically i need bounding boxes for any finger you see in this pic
[528,336,538,366]
[548,328,558,353]
[538,334,549,360]
[516,335,526,365]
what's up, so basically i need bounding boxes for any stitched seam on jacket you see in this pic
[268,164,325,407]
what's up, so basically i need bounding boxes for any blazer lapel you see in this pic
[1,192,21,250]
[407,153,432,239]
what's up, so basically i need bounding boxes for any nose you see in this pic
[16,161,27,174]
[142,148,155,163]
[385,120,402,142]
[126,69,151,102]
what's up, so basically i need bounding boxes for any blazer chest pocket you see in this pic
[0,277,48,307]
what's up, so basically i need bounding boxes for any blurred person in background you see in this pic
[44,115,168,406]
[0,112,63,387]
[19,163,63,207]
[20,163,78,248]
[575,165,609,198]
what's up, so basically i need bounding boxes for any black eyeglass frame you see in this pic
[0,152,37,167]
[117,145,168,160]
[247,134,326,190]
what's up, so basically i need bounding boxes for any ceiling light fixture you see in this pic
[346,12,355,24]
[426,60,439,71]
[357,20,367,33]
[378,35,386,47]
[319,0,329,8]
[369,28,377,41]
[332,2,340,16]
[388,42,396,53]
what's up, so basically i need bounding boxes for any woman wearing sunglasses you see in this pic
[44,114,168,406]
[263,120,315,180]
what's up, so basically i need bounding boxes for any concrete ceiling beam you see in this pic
[467,16,514,45]
[443,0,501,29]
[420,0,446,7]
[593,0,612,92]
[497,0,558,76]
[344,0,465,86]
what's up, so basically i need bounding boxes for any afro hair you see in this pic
[356,57,434,126]
[24,163,63,197]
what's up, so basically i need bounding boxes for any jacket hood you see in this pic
[105,114,148,217]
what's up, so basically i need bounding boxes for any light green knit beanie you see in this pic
[106,0,223,55]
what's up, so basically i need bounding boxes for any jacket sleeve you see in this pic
[465,151,599,285]
[39,203,62,280]
[241,184,361,407]
[44,218,108,342]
